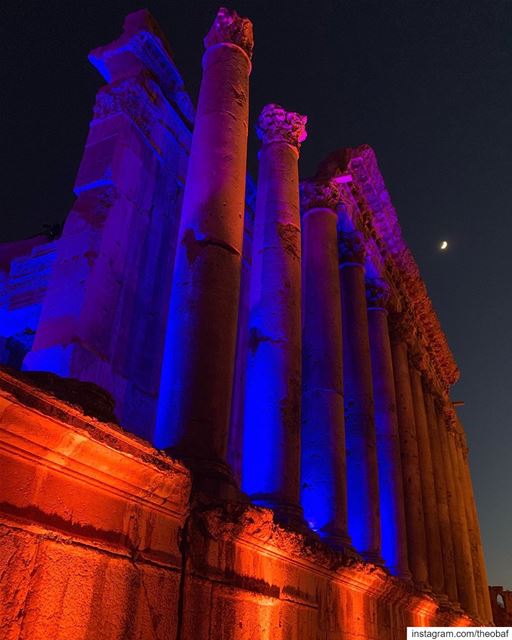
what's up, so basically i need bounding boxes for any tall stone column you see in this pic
[424,387,459,605]
[155,9,253,491]
[339,231,382,564]
[438,403,478,617]
[454,418,493,623]
[366,279,410,578]
[300,180,351,550]
[389,315,429,590]
[409,354,445,598]
[242,104,307,528]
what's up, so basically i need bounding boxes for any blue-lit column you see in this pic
[366,279,410,578]
[242,104,307,529]
[339,231,382,564]
[155,9,253,494]
[389,314,430,590]
[300,180,352,550]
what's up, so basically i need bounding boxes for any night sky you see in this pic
[2,0,511,586]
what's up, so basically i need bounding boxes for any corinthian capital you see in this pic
[204,7,254,59]
[256,104,307,150]
[300,180,340,212]
[388,312,417,345]
[338,230,366,265]
[442,404,458,430]
[365,278,391,310]
[408,349,428,374]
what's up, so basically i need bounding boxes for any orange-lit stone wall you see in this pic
[0,369,474,640]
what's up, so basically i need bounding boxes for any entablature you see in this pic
[315,144,459,393]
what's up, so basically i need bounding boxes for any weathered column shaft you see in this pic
[300,181,350,549]
[409,360,445,596]
[155,9,253,476]
[366,280,409,578]
[242,104,307,527]
[390,318,429,589]
[438,404,478,617]
[339,232,381,563]
[454,419,493,623]
[424,388,459,604]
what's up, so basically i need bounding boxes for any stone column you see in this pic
[389,315,429,590]
[242,104,307,529]
[438,402,478,617]
[409,354,446,598]
[366,279,410,578]
[424,386,459,605]
[300,180,351,550]
[154,9,253,490]
[454,419,493,623]
[339,231,382,564]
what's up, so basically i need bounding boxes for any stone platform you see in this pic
[0,369,474,640]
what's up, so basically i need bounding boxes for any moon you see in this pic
[440,240,448,250]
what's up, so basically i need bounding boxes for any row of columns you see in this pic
[155,6,491,624]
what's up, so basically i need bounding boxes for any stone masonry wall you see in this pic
[0,369,474,640]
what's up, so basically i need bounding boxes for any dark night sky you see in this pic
[1,0,511,586]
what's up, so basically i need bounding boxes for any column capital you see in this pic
[256,104,307,150]
[300,179,340,212]
[421,367,438,395]
[365,277,391,311]
[437,401,458,431]
[408,349,428,374]
[388,312,417,345]
[204,7,254,59]
[455,427,469,457]
[338,230,366,266]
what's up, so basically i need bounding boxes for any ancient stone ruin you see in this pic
[0,7,499,639]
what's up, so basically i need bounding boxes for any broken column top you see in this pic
[204,7,254,59]
[256,104,308,150]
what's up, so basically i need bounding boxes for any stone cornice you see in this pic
[0,368,191,520]
[256,104,307,150]
[300,180,340,212]
[318,145,459,390]
[191,503,477,624]
[204,7,254,59]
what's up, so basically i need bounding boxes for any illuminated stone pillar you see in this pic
[389,315,429,590]
[366,279,410,578]
[339,231,382,564]
[242,104,307,528]
[155,9,253,490]
[438,403,478,617]
[409,356,445,598]
[300,180,351,549]
[454,418,493,623]
[424,387,459,605]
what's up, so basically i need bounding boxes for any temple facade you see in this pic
[0,8,496,639]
